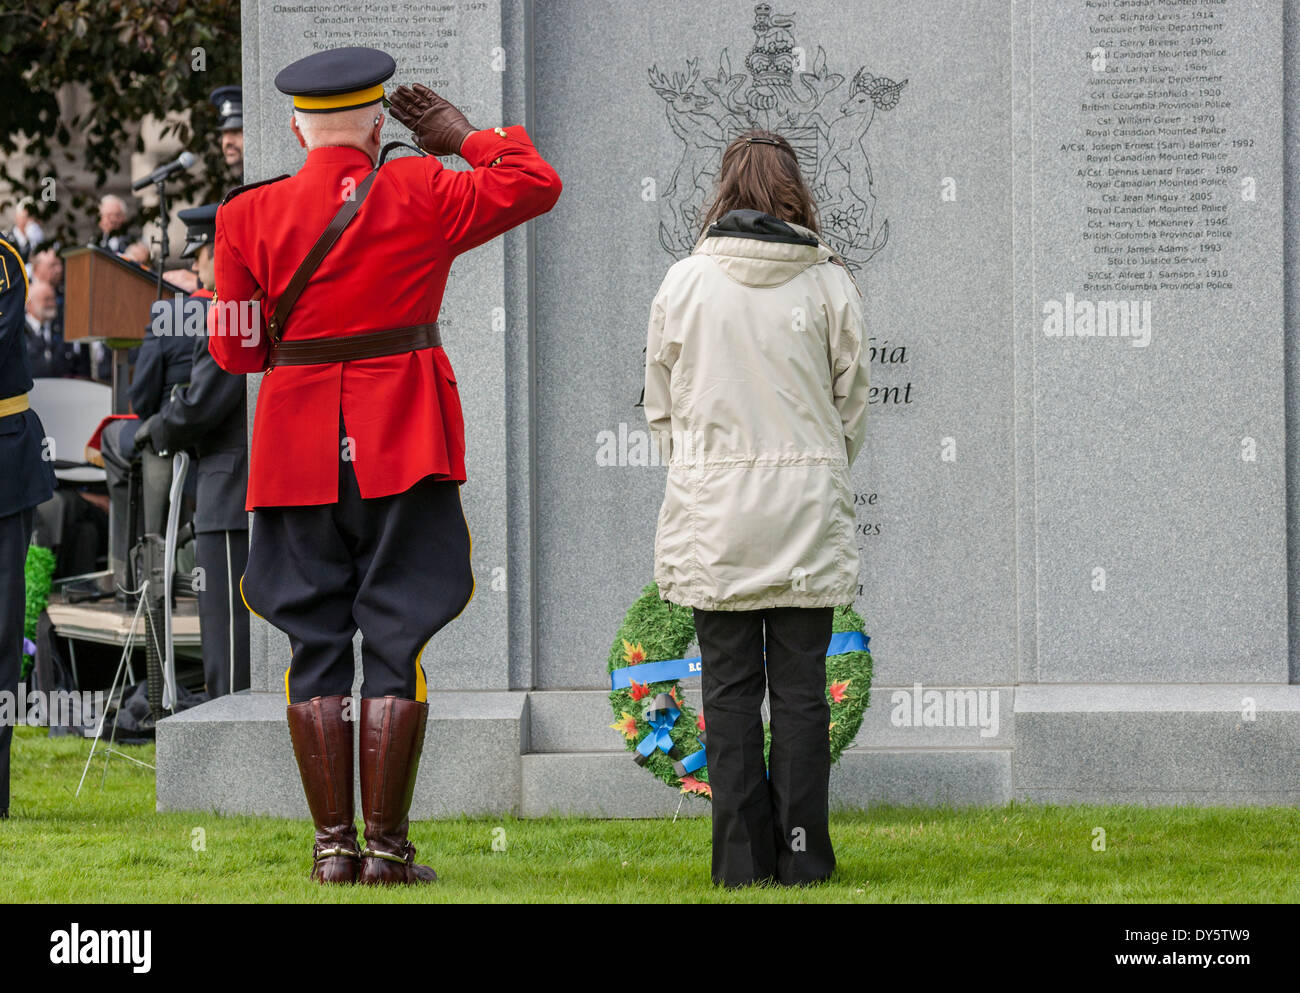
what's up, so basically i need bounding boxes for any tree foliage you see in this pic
[0,0,241,247]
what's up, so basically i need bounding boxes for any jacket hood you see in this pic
[692,209,836,287]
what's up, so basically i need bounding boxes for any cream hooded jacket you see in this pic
[645,209,871,611]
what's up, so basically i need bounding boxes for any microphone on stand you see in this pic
[131,151,197,192]
[131,151,195,298]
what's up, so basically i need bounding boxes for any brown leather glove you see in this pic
[387,84,475,157]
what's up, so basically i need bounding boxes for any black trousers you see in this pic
[241,453,474,705]
[195,529,250,698]
[693,606,836,887]
[1,508,35,816]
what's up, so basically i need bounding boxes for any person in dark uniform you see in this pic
[209,85,244,179]
[98,271,196,595]
[210,47,561,885]
[129,297,196,421]
[0,236,57,818]
[134,204,249,697]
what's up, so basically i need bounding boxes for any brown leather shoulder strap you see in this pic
[267,168,379,342]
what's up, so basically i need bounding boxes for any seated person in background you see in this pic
[96,195,135,254]
[22,252,107,576]
[28,249,63,294]
[23,279,80,378]
[28,250,98,380]
[98,284,196,594]
[129,290,193,419]
[134,203,250,697]
[8,200,44,260]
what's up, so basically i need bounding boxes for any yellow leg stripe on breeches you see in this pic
[412,490,475,704]
[238,573,262,620]
[238,573,289,703]
[414,643,427,704]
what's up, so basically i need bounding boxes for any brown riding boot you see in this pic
[358,695,438,885]
[286,695,361,884]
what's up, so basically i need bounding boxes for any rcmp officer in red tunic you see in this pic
[208,47,561,884]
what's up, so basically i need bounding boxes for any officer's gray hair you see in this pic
[292,105,383,151]
[100,194,127,215]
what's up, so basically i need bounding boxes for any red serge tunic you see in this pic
[209,127,561,509]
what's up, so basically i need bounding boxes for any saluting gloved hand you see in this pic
[387,84,475,157]
[132,414,161,455]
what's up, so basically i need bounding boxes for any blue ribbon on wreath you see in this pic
[633,692,708,774]
[635,693,679,760]
[610,630,869,691]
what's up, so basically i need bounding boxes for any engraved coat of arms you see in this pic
[650,3,908,270]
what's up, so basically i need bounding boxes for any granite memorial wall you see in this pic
[157,0,1299,817]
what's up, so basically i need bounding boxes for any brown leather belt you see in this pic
[268,321,441,368]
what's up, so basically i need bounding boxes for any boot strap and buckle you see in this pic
[314,845,360,861]
[362,846,410,864]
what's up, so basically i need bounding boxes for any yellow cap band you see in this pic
[292,84,385,112]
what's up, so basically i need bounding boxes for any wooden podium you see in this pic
[62,245,186,414]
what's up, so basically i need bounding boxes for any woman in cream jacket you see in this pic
[645,130,871,888]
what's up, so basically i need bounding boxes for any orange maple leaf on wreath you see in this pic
[679,775,712,798]
[609,711,638,740]
[622,640,647,665]
[629,680,651,702]
[829,679,852,703]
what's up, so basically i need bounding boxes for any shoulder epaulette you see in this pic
[221,174,290,206]
[0,236,28,296]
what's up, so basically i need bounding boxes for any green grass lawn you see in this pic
[3,726,1298,903]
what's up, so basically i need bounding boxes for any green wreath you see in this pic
[606,583,873,799]
[23,545,56,681]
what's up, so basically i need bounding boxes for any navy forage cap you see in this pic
[274,47,397,114]
[209,85,243,131]
[177,203,219,259]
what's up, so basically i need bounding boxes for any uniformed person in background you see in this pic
[0,235,57,818]
[135,204,249,698]
[210,46,561,885]
[98,258,196,596]
[129,285,195,424]
[161,85,245,297]
[209,85,244,179]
